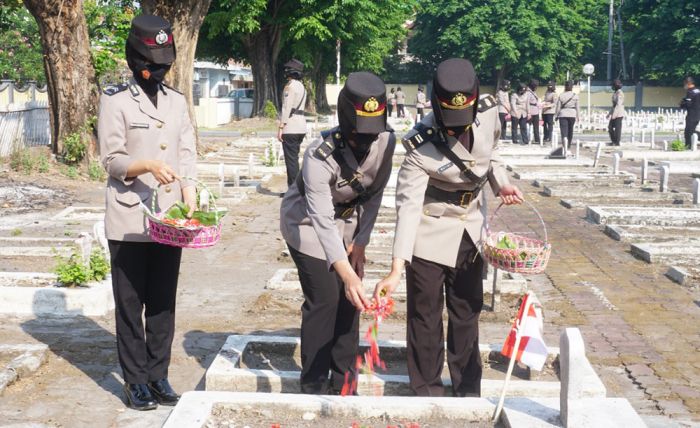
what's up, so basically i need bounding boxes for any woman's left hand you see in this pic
[499,185,524,205]
[182,185,197,218]
[347,244,367,279]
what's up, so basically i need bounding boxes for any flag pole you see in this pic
[492,293,534,422]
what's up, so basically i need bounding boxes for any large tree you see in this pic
[23,0,99,155]
[409,0,599,85]
[0,1,44,84]
[140,0,212,128]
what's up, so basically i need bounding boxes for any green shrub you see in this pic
[65,166,79,179]
[62,131,87,164]
[37,154,49,173]
[262,100,278,119]
[88,161,106,181]
[54,249,110,287]
[9,148,37,173]
[670,139,686,151]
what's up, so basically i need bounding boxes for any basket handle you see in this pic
[151,176,219,223]
[486,198,548,243]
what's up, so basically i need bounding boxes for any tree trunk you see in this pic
[141,0,212,139]
[244,24,283,116]
[310,50,331,114]
[23,0,98,156]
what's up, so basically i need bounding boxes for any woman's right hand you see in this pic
[148,160,178,185]
[374,271,401,301]
[334,260,370,311]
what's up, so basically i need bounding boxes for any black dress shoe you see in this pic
[148,378,180,406]
[124,383,158,411]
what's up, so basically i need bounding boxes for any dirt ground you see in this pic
[0,135,699,427]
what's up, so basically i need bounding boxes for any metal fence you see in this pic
[0,80,51,156]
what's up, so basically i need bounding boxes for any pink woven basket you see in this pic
[145,178,223,249]
[482,199,551,274]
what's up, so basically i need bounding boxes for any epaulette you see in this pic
[401,122,437,152]
[478,94,497,113]
[102,83,128,96]
[315,128,341,160]
[163,83,183,95]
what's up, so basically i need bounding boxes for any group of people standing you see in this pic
[497,79,580,146]
[387,87,406,118]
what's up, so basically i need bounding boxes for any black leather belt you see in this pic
[334,202,356,219]
[425,185,480,207]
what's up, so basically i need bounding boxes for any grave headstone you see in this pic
[659,165,670,193]
[641,157,648,185]
[692,134,698,152]
[663,140,669,151]
[650,128,655,149]
[613,152,620,175]
[575,139,580,159]
[593,142,603,167]
[77,233,93,266]
[641,129,646,145]
[694,178,699,205]
[631,126,635,143]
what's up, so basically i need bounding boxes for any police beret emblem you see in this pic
[452,92,467,106]
[155,30,168,45]
[363,97,379,112]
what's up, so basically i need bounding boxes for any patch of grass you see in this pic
[670,139,686,151]
[9,147,38,173]
[88,161,105,181]
[10,228,22,237]
[64,166,79,179]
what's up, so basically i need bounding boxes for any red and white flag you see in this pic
[501,291,548,371]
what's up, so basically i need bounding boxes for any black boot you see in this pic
[147,378,180,406]
[124,383,158,411]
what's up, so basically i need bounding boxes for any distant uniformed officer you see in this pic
[280,72,396,394]
[542,81,557,142]
[278,59,307,186]
[607,79,625,146]
[526,79,541,144]
[415,86,427,123]
[98,15,197,410]
[496,80,511,139]
[555,80,579,147]
[396,86,406,118]
[510,83,529,145]
[374,58,523,397]
[680,76,700,148]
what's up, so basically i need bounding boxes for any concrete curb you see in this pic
[0,344,49,395]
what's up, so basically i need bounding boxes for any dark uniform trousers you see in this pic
[542,114,555,141]
[608,118,623,145]
[397,104,406,118]
[512,117,528,145]
[685,119,699,148]
[282,134,306,186]
[387,104,394,117]
[406,232,484,397]
[288,245,360,393]
[498,113,508,140]
[528,115,540,144]
[108,240,182,384]
[559,117,575,147]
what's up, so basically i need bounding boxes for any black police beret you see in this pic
[127,14,175,65]
[432,58,479,127]
[338,72,388,134]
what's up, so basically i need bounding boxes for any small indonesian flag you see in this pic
[501,291,548,371]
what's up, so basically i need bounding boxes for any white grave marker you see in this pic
[659,166,669,193]
[593,142,603,168]
[641,157,648,185]
[694,179,700,205]
[613,152,620,175]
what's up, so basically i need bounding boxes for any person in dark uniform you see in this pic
[98,15,197,410]
[280,72,396,394]
[680,76,700,148]
[278,59,307,186]
[542,81,557,142]
[374,58,523,397]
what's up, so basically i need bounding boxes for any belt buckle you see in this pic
[459,192,473,207]
[340,207,355,219]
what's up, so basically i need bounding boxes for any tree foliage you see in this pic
[0,1,44,83]
[408,0,599,84]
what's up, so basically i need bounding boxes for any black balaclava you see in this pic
[126,43,171,106]
[338,91,378,153]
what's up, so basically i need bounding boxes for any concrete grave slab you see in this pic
[603,224,700,243]
[518,171,636,182]
[205,335,561,398]
[0,343,49,395]
[630,242,700,263]
[505,158,594,168]
[0,273,114,317]
[50,206,105,222]
[586,206,700,227]
[618,149,700,161]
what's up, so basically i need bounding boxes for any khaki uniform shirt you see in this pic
[527,88,541,115]
[542,91,557,115]
[511,92,528,119]
[280,130,396,266]
[611,89,625,119]
[98,81,197,242]
[280,79,307,135]
[497,90,511,114]
[555,91,579,119]
[416,91,427,108]
[395,90,406,105]
[392,96,511,268]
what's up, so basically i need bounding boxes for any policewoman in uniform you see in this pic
[608,79,625,146]
[278,59,307,186]
[526,79,541,144]
[542,81,557,142]
[415,86,427,123]
[510,83,529,145]
[374,58,522,397]
[496,80,511,139]
[98,15,197,410]
[555,80,579,147]
[280,72,396,394]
